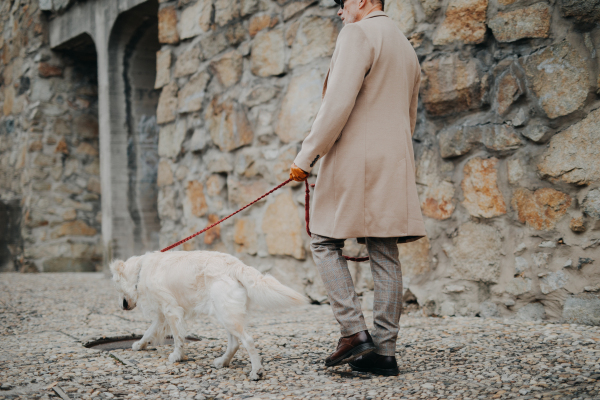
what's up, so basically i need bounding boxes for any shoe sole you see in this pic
[325,342,376,367]
[349,364,400,376]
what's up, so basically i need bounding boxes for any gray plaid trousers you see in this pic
[310,234,403,356]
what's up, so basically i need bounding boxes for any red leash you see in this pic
[161,179,370,262]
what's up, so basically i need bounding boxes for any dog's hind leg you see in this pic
[214,331,239,368]
[133,317,162,351]
[210,279,263,380]
[238,329,263,381]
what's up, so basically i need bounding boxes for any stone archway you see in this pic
[107,0,161,260]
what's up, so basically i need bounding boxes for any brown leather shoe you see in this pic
[325,330,376,367]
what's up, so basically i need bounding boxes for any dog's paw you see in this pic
[168,351,183,364]
[249,368,264,381]
[132,341,146,351]
[213,356,230,369]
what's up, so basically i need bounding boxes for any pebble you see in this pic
[0,273,599,399]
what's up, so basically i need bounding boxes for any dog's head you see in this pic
[109,257,140,311]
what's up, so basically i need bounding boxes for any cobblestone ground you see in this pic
[1,273,600,400]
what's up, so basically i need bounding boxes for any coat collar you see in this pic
[363,10,387,20]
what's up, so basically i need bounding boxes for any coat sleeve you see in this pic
[293,23,374,173]
[409,66,421,136]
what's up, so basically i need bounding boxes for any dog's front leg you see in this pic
[166,315,185,363]
[133,317,162,351]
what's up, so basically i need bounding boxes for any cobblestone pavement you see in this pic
[1,273,600,400]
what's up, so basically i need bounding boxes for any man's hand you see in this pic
[290,163,309,182]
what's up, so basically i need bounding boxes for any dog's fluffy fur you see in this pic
[110,250,307,380]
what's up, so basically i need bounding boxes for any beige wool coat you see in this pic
[293,10,426,243]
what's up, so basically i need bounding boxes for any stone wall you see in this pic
[0,0,102,272]
[150,0,600,323]
[1,0,600,324]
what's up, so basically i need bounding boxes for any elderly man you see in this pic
[289,0,425,376]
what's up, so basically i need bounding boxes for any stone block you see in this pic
[87,177,101,194]
[51,220,97,239]
[540,270,568,295]
[561,0,600,26]
[489,3,551,43]
[158,120,186,159]
[249,14,278,37]
[73,114,99,139]
[416,148,456,220]
[562,294,600,325]
[243,86,279,107]
[515,256,529,275]
[522,123,552,143]
[227,176,270,207]
[538,108,600,185]
[421,180,455,220]
[206,174,226,196]
[398,236,430,278]
[570,216,586,233]
[283,0,316,20]
[276,68,324,143]
[205,98,253,152]
[438,125,480,158]
[234,218,258,255]
[157,82,178,124]
[461,157,506,218]
[210,51,242,88]
[177,71,210,114]
[158,187,178,220]
[174,46,200,78]
[583,189,600,220]
[516,302,545,321]
[204,214,221,245]
[262,190,305,260]
[443,222,502,283]
[432,0,488,45]
[189,128,208,152]
[155,50,171,89]
[251,28,285,77]
[31,79,53,102]
[507,158,524,185]
[420,0,442,18]
[206,150,233,173]
[185,180,208,218]
[179,0,212,40]
[421,54,486,116]
[494,70,522,115]
[511,188,571,231]
[38,62,62,78]
[157,159,173,187]
[159,6,179,44]
[524,41,589,119]
[200,33,229,60]
[289,16,338,69]
[75,142,98,156]
[215,0,240,26]
[480,124,521,153]
[385,0,416,34]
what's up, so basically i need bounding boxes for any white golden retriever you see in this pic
[110,250,307,380]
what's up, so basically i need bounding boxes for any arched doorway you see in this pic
[107,0,160,260]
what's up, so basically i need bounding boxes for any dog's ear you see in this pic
[109,259,126,277]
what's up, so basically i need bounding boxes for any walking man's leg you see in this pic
[349,237,402,376]
[310,233,375,366]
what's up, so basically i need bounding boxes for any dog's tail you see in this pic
[235,266,308,309]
